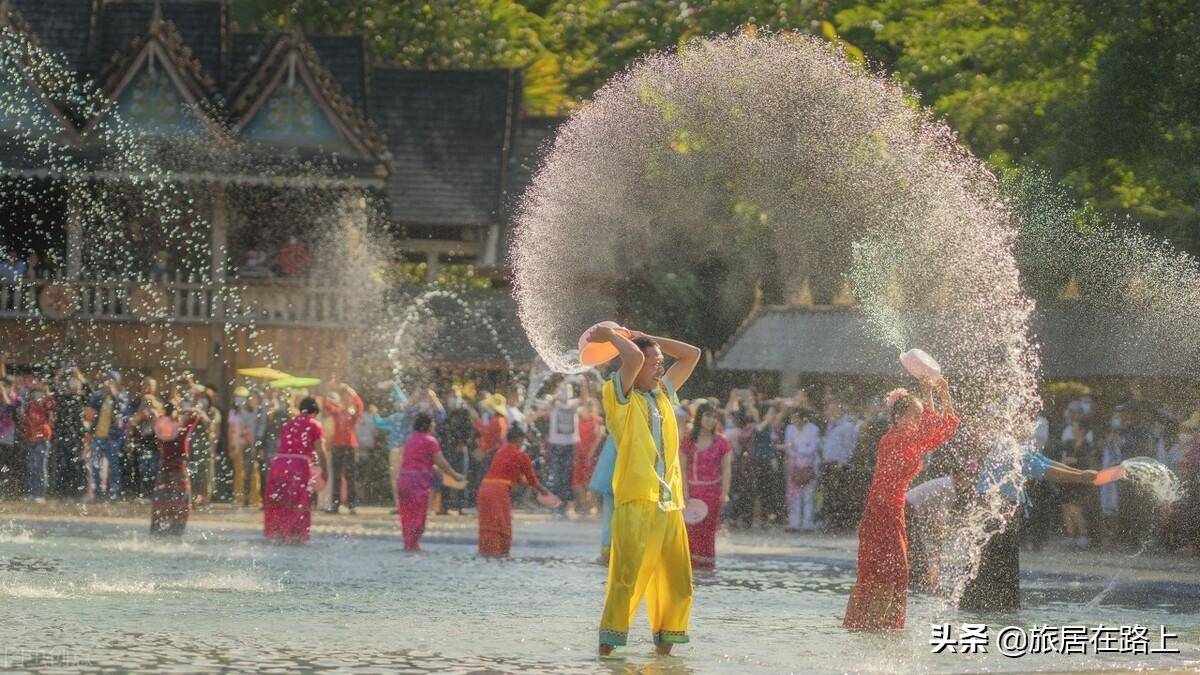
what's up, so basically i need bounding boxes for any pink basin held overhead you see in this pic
[900,348,942,379]
[154,417,180,442]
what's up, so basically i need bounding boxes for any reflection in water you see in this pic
[1,518,1198,673]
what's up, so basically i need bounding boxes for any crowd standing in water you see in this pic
[1,344,1199,647]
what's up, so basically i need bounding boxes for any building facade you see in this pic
[0,0,553,387]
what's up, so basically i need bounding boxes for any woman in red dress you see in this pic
[478,425,553,557]
[150,402,201,537]
[680,403,733,569]
[844,377,958,631]
[572,399,603,513]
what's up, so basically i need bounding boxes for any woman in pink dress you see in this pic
[397,412,466,551]
[263,397,328,545]
[680,403,733,569]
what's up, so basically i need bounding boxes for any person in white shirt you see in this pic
[530,382,581,515]
[785,408,821,531]
[819,402,860,532]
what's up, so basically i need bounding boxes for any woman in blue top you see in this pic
[588,434,616,564]
[959,436,1102,611]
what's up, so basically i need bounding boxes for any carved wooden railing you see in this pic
[0,276,351,328]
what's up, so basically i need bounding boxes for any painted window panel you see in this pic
[242,76,352,152]
[110,63,206,137]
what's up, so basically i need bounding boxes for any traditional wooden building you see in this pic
[0,0,553,388]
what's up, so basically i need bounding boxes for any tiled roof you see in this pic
[227,32,268,90]
[1031,300,1198,378]
[716,303,1198,378]
[308,35,367,111]
[372,68,517,226]
[97,1,223,83]
[500,116,560,255]
[715,306,901,375]
[9,0,93,70]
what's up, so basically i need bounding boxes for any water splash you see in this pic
[0,25,393,385]
[388,288,519,390]
[511,30,1040,601]
[1083,544,1148,611]
[1121,457,1183,505]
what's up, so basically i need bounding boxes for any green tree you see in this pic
[232,0,573,114]
[833,0,1200,252]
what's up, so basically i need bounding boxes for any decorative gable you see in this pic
[110,53,208,136]
[86,7,225,140]
[240,55,348,150]
[231,32,386,160]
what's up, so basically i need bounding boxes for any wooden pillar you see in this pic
[779,370,800,399]
[206,183,229,389]
[65,196,83,281]
[425,250,439,283]
[62,194,84,353]
[481,224,500,267]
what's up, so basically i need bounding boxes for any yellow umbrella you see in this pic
[237,367,293,380]
[269,377,322,390]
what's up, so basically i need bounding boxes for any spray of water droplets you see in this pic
[1011,171,1200,375]
[0,24,393,386]
[512,31,1042,603]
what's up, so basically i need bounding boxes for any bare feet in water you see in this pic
[598,644,614,657]
[656,643,673,656]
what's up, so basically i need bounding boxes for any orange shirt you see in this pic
[484,443,541,488]
[324,393,364,448]
[474,415,508,454]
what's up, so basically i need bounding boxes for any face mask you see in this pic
[1110,417,1122,430]
[31,392,45,401]
[234,397,247,407]
[447,398,460,409]
[196,400,208,410]
[1081,402,1094,416]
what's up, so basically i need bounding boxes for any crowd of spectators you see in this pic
[1,355,1196,558]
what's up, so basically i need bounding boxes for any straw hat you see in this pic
[486,393,508,416]
[232,386,250,398]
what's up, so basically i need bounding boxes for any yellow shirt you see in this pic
[602,373,683,509]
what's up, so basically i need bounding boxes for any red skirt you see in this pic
[572,444,594,490]
[478,479,513,557]
[264,458,313,545]
[844,503,909,631]
[686,483,723,569]
[150,463,191,536]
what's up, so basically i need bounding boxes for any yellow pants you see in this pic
[231,449,247,504]
[230,448,262,505]
[599,500,693,647]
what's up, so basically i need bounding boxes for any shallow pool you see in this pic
[0,515,1197,673]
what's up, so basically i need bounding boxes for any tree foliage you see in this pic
[235,0,1200,251]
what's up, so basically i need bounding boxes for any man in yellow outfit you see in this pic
[588,324,701,656]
